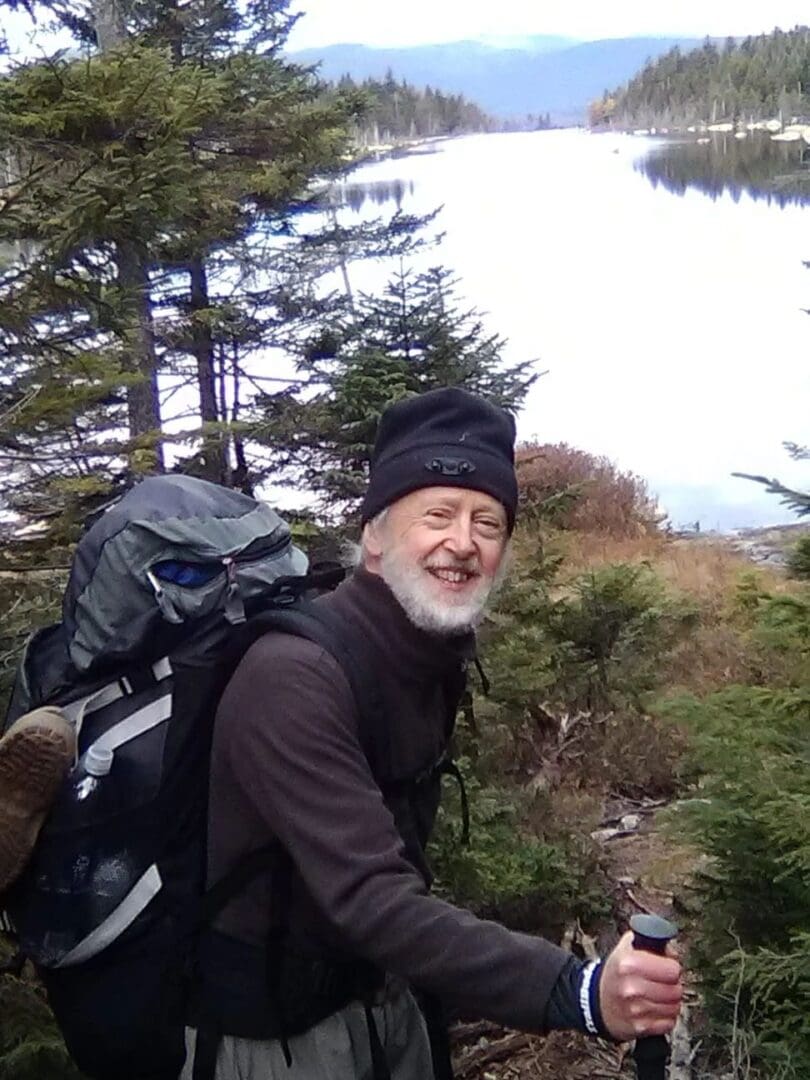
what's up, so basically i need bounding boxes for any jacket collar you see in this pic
[325,565,476,683]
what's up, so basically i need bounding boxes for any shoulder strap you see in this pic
[243,603,390,773]
[196,600,390,930]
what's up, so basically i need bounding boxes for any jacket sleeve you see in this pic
[219,632,571,1035]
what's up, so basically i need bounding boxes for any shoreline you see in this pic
[600,119,810,142]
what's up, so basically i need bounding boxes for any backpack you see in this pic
[0,474,395,1080]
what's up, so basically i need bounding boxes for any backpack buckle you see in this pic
[146,570,184,624]
[223,558,246,625]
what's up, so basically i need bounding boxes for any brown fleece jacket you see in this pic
[206,566,570,1034]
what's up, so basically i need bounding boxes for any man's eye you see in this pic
[476,518,503,532]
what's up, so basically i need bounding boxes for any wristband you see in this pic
[579,959,601,1036]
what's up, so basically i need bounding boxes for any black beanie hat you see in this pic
[360,387,518,531]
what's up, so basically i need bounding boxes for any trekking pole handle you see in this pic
[630,914,678,1080]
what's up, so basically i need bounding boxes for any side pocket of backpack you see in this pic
[43,905,188,1080]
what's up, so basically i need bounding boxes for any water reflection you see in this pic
[636,132,810,207]
[331,178,416,213]
[334,131,810,528]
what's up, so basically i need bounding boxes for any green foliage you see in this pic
[546,564,698,710]
[787,536,810,579]
[754,592,810,658]
[337,72,493,143]
[0,570,65,717]
[429,765,607,932]
[260,264,538,516]
[723,933,810,1077]
[478,542,697,757]
[0,958,81,1080]
[0,1,371,538]
[606,27,810,127]
[479,536,560,727]
[663,588,810,1075]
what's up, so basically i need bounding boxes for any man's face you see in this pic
[363,486,509,634]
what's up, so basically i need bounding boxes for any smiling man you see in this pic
[188,387,682,1080]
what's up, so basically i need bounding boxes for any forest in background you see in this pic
[339,72,493,143]
[336,72,552,145]
[591,25,810,128]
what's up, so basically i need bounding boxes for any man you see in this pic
[187,387,682,1079]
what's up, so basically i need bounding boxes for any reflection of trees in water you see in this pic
[636,133,810,207]
[331,178,416,213]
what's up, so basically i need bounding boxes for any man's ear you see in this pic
[362,520,384,560]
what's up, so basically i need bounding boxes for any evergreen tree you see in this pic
[338,74,493,145]
[599,25,810,128]
[256,264,538,515]
[0,0,367,539]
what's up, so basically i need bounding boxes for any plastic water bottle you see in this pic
[17,743,131,966]
[72,744,114,802]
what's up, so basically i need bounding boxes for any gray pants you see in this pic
[181,991,435,1080]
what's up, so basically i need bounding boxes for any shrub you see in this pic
[663,680,810,1078]
[516,442,662,538]
[475,541,697,808]
[0,944,80,1080]
[545,564,698,712]
[786,535,810,580]
[429,768,608,935]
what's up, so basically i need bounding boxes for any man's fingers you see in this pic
[617,952,682,984]
[599,932,685,1042]
[622,978,684,1006]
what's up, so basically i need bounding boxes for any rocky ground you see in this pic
[675,521,810,569]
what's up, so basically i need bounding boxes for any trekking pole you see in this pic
[630,913,678,1080]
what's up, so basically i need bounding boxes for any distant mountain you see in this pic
[289,36,705,123]
[473,34,580,53]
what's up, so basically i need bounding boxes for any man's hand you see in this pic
[598,931,683,1041]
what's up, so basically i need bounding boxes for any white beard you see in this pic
[379,549,499,635]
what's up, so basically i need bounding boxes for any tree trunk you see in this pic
[93,0,127,50]
[190,255,229,484]
[230,344,253,495]
[118,239,164,467]
[94,0,164,472]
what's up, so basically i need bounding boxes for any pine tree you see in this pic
[0,0,366,539]
[256,264,538,516]
[605,25,810,128]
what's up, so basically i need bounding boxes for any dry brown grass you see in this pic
[652,540,789,610]
[557,533,786,602]
[548,533,793,695]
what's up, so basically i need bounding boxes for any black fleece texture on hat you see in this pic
[360,387,518,531]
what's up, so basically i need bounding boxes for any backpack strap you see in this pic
[195,845,283,932]
[242,602,391,773]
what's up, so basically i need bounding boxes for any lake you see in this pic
[332,130,810,531]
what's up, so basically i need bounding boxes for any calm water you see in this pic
[333,130,810,531]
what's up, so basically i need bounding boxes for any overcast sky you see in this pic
[286,0,809,50]
[4,2,807,57]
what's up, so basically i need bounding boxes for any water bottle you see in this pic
[72,744,114,803]
[18,742,138,966]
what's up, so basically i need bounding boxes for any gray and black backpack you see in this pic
[0,474,371,1079]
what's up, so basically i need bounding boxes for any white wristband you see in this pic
[579,959,601,1036]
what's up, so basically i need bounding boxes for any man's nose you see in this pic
[444,517,476,557]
